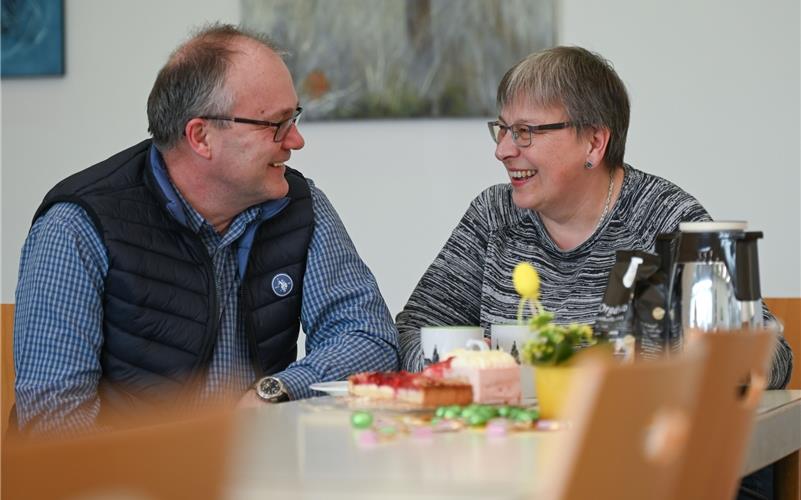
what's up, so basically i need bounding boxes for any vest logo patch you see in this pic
[271,273,293,297]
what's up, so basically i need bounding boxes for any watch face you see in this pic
[257,377,285,401]
[260,378,281,397]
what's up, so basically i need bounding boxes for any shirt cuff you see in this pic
[275,366,320,400]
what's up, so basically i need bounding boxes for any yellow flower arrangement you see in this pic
[512,262,596,367]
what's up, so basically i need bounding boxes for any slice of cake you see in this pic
[348,370,473,408]
[442,349,521,404]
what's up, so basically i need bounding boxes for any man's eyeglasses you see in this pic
[487,120,574,148]
[201,106,303,142]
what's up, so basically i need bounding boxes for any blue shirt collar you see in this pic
[148,144,291,231]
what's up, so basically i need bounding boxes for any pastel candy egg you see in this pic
[486,418,510,437]
[350,411,374,429]
[357,430,379,446]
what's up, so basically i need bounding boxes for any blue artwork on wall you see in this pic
[1,0,65,77]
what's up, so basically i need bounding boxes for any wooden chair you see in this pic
[670,328,777,500]
[2,408,234,500]
[1,303,15,438]
[545,349,707,500]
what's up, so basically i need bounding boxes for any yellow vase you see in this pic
[533,365,577,420]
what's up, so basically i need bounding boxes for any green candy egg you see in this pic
[443,408,461,420]
[460,407,476,419]
[350,411,373,429]
[378,425,397,436]
[435,407,447,418]
[467,413,487,426]
[479,407,499,419]
[515,412,535,424]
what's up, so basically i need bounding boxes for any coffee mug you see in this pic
[420,326,484,365]
[490,324,536,400]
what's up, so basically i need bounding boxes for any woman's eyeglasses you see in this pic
[487,120,574,148]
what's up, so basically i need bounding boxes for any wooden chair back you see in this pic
[2,408,234,500]
[1,304,15,438]
[546,349,706,500]
[670,328,777,500]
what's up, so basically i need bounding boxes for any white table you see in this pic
[226,390,801,499]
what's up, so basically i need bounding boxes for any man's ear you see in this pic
[585,126,611,167]
[184,118,213,159]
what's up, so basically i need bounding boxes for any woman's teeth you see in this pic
[269,162,285,168]
[510,170,535,179]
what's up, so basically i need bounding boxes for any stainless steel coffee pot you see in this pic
[658,221,763,333]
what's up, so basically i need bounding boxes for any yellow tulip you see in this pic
[513,262,540,299]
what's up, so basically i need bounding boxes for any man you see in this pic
[13,24,399,433]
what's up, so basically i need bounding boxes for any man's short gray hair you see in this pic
[496,46,630,167]
[147,23,284,151]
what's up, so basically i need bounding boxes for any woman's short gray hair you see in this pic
[496,46,630,167]
[147,23,283,151]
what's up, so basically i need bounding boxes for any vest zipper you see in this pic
[241,279,264,378]
[181,231,219,396]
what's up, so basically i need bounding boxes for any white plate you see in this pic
[309,381,349,396]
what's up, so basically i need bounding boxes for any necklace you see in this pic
[594,169,614,233]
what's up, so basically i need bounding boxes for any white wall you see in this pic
[3,0,800,318]
[557,0,801,299]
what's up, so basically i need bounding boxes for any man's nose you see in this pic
[283,124,305,150]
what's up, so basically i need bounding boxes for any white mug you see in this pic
[420,326,484,365]
[490,324,536,400]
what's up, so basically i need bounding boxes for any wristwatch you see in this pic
[253,376,290,403]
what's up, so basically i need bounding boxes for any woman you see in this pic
[397,46,790,499]
[397,46,792,387]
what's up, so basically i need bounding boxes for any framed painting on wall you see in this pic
[241,0,555,120]
[1,0,65,77]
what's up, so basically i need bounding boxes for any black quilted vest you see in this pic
[33,140,314,414]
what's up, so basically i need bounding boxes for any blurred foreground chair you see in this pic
[2,408,234,500]
[545,348,707,500]
[671,328,777,500]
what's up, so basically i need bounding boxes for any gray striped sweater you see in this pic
[396,165,793,388]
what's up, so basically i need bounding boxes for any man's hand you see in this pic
[236,389,265,409]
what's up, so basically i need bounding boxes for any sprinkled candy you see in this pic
[411,426,434,440]
[350,410,373,429]
[486,418,511,437]
[507,407,522,419]
[514,411,536,425]
[357,430,379,447]
[535,419,565,431]
[378,424,398,437]
[443,407,461,420]
[478,406,499,420]
[497,405,512,418]
[460,406,477,419]
[433,419,464,432]
[467,413,488,427]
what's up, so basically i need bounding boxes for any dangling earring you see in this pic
[584,161,593,169]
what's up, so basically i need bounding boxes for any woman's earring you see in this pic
[584,161,593,169]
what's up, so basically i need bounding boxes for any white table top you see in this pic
[225,390,801,499]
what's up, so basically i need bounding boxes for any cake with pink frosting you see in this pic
[443,349,521,404]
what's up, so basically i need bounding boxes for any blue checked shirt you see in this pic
[14,150,399,433]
